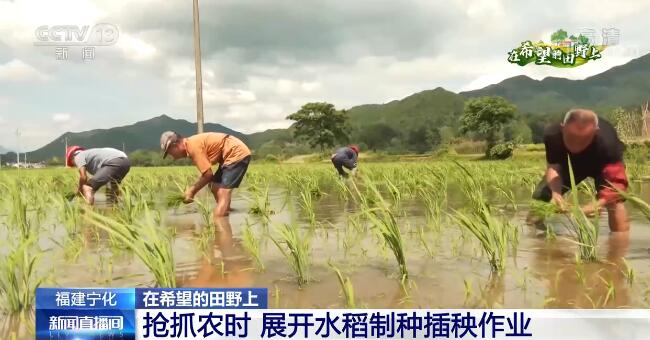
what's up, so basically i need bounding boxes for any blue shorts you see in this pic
[212,156,251,189]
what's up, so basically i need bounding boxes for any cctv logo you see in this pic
[34,24,119,46]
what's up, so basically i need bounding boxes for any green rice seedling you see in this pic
[242,220,265,271]
[599,275,616,306]
[328,260,356,308]
[463,278,473,302]
[195,197,214,228]
[383,175,402,209]
[0,237,48,313]
[271,223,311,286]
[621,258,635,285]
[297,187,317,226]
[565,156,599,262]
[196,225,215,259]
[247,184,275,224]
[351,178,408,279]
[495,185,517,211]
[57,196,82,236]
[6,182,32,241]
[166,192,185,208]
[273,285,281,308]
[613,187,650,220]
[166,181,186,208]
[85,206,176,287]
[417,225,435,258]
[452,206,510,273]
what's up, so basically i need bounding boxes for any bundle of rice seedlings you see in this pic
[166,192,185,208]
[565,156,599,262]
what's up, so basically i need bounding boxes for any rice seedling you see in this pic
[463,278,473,302]
[273,285,281,308]
[242,221,265,271]
[6,182,33,241]
[0,237,48,313]
[248,184,275,223]
[328,260,356,308]
[599,275,616,306]
[84,206,176,287]
[351,178,408,279]
[621,258,635,285]
[271,223,311,286]
[564,156,599,262]
[297,186,317,226]
[195,197,215,228]
[451,163,513,274]
[417,225,435,258]
[166,192,185,208]
[613,186,650,220]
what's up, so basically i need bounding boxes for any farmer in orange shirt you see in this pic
[160,131,251,217]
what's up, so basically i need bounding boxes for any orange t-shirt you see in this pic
[185,133,251,174]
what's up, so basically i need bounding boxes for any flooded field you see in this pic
[2,160,650,338]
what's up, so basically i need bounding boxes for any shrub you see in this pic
[487,142,515,160]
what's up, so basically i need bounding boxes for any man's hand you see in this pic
[183,187,195,204]
[551,192,568,212]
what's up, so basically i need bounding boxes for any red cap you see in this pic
[349,144,360,154]
[65,146,84,167]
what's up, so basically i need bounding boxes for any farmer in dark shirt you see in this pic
[331,145,360,178]
[532,109,629,232]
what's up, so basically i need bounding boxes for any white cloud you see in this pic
[118,34,158,61]
[0,59,49,82]
[52,113,72,122]
[203,87,256,106]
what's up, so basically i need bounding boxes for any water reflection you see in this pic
[534,232,631,308]
[177,216,253,288]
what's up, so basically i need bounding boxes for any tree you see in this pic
[460,96,517,155]
[286,102,348,151]
[358,123,400,151]
[407,126,441,153]
[551,29,568,43]
[577,34,590,45]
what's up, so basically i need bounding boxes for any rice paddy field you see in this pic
[3,159,650,338]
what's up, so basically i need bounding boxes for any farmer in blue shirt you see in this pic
[331,145,360,178]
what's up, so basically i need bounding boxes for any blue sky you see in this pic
[0,0,648,151]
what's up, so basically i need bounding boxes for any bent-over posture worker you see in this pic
[161,131,251,217]
[532,109,629,232]
[331,145,360,178]
[66,146,131,205]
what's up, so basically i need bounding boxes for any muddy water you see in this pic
[3,181,650,338]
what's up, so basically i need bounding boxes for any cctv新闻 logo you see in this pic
[34,24,119,46]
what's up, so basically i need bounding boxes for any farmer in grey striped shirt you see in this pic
[66,146,131,205]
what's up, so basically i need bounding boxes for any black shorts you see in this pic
[532,165,604,202]
[88,157,131,191]
[212,156,251,189]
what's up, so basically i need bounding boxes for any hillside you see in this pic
[7,52,650,162]
[347,87,465,131]
[22,115,247,162]
[460,53,650,113]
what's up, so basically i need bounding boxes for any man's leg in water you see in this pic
[606,201,630,232]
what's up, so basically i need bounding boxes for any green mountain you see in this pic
[9,52,650,162]
[21,115,248,162]
[347,87,465,132]
[460,53,650,114]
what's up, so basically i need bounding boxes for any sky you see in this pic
[0,0,648,151]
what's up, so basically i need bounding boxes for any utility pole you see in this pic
[64,136,69,167]
[193,0,205,133]
[122,142,126,153]
[15,129,20,168]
